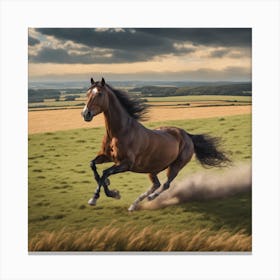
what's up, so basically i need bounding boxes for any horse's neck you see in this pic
[103,93,133,138]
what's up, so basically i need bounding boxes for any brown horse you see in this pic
[82,78,230,211]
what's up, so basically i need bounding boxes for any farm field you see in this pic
[29,104,251,134]
[28,114,252,251]
[28,95,251,110]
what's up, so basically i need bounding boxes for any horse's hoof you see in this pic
[148,192,159,201]
[128,204,135,212]
[112,190,121,199]
[88,197,97,206]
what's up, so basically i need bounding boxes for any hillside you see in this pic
[129,83,252,97]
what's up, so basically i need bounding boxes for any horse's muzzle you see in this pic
[84,111,94,122]
[82,106,94,122]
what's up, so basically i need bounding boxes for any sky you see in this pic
[28,28,252,82]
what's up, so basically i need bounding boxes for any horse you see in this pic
[81,77,230,211]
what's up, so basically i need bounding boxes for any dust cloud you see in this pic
[138,164,251,210]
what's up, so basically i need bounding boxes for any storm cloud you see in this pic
[29,28,251,64]
[28,36,40,46]
[136,28,251,47]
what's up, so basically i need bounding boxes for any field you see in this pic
[28,94,251,110]
[28,94,251,134]
[28,104,252,251]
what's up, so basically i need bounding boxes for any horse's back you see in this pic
[103,123,194,174]
[154,126,194,160]
[153,126,192,146]
[128,126,185,173]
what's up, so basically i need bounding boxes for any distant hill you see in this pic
[129,86,177,96]
[28,81,252,102]
[129,83,251,97]
[28,89,61,103]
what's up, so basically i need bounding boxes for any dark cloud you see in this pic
[137,28,251,47]
[36,28,251,49]
[209,49,231,58]
[30,48,82,63]
[30,46,195,64]
[28,36,40,46]
[30,28,251,64]
[35,28,179,54]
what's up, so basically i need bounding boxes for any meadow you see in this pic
[28,113,251,251]
[28,95,251,110]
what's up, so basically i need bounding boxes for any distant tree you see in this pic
[28,89,61,103]
[129,83,252,97]
[64,95,80,101]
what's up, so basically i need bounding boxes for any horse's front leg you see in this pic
[89,160,130,206]
[88,154,113,206]
[90,154,109,184]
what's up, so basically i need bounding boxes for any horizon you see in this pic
[28,79,252,90]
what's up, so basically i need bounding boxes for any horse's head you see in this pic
[82,77,109,122]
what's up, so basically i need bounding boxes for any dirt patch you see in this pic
[28,105,251,134]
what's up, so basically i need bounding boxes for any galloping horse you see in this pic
[82,78,230,211]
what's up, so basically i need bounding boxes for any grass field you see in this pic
[28,95,251,110]
[28,114,251,251]
[146,95,252,102]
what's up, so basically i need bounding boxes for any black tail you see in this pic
[189,134,231,167]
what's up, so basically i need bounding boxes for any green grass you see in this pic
[28,114,251,250]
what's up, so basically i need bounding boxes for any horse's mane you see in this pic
[106,84,148,121]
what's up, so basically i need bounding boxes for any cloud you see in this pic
[35,28,176,53]
[29,28,251,64]
[209,49,231,58]
[29,39,195,64]
[137,28,252,47]
[36,28,251,49]
[32,28,251,64]
[208,47,251,59]
[28,36,40,46]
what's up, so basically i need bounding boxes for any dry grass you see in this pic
[28,105,252,134]
[29,224,251,252]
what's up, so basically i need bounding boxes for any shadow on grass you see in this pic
[181,191,252,234]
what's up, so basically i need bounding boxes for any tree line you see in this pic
[129,83,252,97]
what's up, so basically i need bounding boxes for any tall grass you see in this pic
[29,224,251,252]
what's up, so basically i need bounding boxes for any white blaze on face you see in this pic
[91,87,98,94]
[82,104,88,116]
[82,87,99,117]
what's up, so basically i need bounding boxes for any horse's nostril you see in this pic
[86,112,91,118]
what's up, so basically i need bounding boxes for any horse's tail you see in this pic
[189,133,231,168]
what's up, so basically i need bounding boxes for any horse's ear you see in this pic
[90,78,94,85]
[101,77,105,86]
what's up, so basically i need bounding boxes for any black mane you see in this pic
[106,84,148,120]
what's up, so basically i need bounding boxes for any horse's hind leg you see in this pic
[128,173,160,211]
[148,155,192,201]
[148,135,193,201]
[147,165,181,201]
